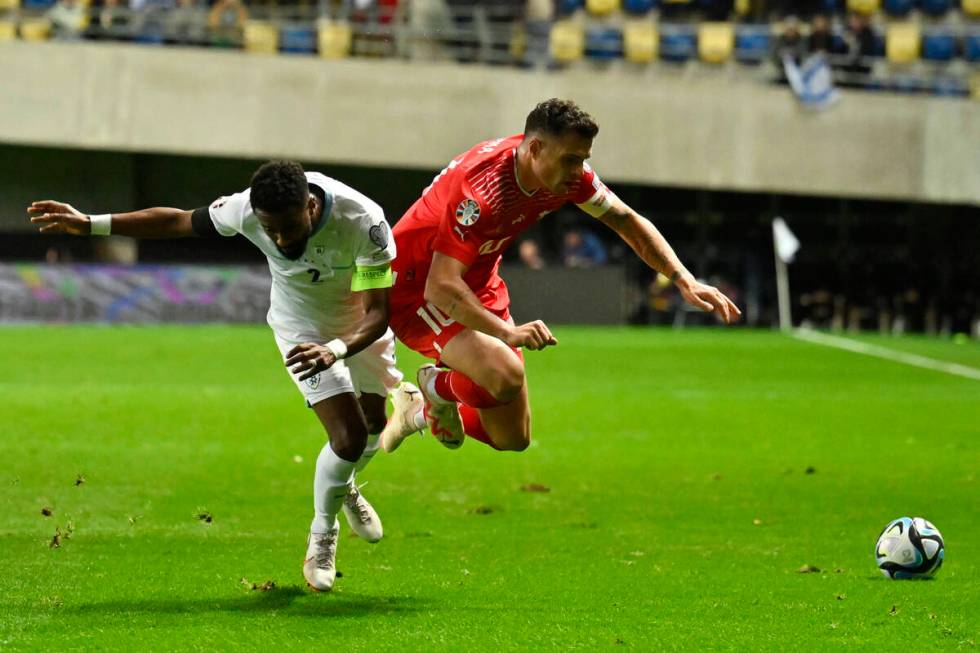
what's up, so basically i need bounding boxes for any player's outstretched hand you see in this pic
[285,343,338,381]
[505,320,558,351]
[677,277,742,325]
[27,200,91,235]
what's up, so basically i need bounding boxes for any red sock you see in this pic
[458,404,501,450]
[433,370,503,409]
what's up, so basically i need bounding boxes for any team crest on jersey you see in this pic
[455,199,481,226]
[306,374,320,390]
[369,222,389,249]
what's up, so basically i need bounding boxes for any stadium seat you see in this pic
[919,0,951,16]
[921,30,956,61]
[550,20,585,62]
[882,0,913,15]
[317,20,351,59]
[931,76,967,96]
[280,25,316,54]
[622,0,656,14]
[846,0,880,16]
[557,0,585,15]
[885,23,920,63]
[963,0,980,17]
[585,25,623,59]
[0,0,18,11]
[734,24,771,64]
[660,24,696,62]
[586,0,620,15]
[733,0,750,16]
[698,22,734,64]
[0,20,15,39]
[243,20,279,54]
[965,32,980,62]
[19,18,50,40]
[20,0,54,9]
[623,19,658,62]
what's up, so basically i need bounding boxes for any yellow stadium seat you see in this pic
[19,18,51,40]
[623,20,657,63]
[847,0,880,16]
[962,0,980,16]
[586,0,620,16]
[698,22,734,64]
[243,20,278,54]
[886,23,920,63]
[550,20,584,63]
[734,0,750,15]
[0,0,19,11]
[317,19,351,59]
[509,23,527,60]
[0,20,15,39]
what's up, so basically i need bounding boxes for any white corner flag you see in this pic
[772,217,800,331]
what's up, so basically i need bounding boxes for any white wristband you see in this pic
[89,214,112,236]
[324,338,347,360]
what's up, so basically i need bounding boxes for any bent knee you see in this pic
[486,363,525,404]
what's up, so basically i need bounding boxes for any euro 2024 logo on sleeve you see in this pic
[456,199,480,226]
[369,221,389,250]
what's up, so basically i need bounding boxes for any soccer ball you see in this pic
[874,517,944,579]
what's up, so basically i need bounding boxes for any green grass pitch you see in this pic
[1,326,977,651]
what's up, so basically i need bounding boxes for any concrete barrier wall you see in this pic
[1,40,977,205]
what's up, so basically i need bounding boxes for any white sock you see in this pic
[354,433,380,473]
[311,443,356,534]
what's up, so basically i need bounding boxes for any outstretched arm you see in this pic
[28,200,198,238]
[594,199,741,324]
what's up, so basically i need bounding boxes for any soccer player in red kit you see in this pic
[379,99,740,454]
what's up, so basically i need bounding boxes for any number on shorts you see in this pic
[417,302,455,335]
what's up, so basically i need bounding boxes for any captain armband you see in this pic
[576,185,618,218]
[350,263,393,291]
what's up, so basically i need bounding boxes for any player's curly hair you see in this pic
[250,160,309,215]
[524,99,599,140]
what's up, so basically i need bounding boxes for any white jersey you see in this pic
[208,172,396,342]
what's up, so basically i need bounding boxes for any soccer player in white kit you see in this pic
[28,160,421,592]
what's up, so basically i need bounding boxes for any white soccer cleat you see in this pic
[417,364,465,450]
[380,382,426,453]
[342,482,383,543]
[303,522,339,592]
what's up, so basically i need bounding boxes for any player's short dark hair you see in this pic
[250,160,309,215]
[524,99,599,140]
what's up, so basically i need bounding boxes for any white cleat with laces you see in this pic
[341,482,383,542]
[304,522,339,592]
[416,364,465,450]
[380,382,426,453]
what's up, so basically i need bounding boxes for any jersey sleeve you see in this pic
[430,186,488,268]
[573,164,617,218]
[207,191,250,237]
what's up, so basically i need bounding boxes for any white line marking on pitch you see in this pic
[792,329,980,381]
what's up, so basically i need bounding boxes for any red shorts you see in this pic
[390,294,512,364]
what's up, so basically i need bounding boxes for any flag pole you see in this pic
[771,217,796,332]
[774,245,792,332]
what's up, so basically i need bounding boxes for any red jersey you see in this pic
[391,134,614,311]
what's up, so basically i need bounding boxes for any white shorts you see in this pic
[274,328,403,407]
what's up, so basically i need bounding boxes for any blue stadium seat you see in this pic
[585,25,624,59]
[921,30,956,61]
[660,25,697,62]
[931,77,967,96]
[965,32,980,62]
[891,74,925,93]
[20,0,55,9]
[557,0,585,14]
[280,26,316,54]
[882,0,913,15]
[734,25,771,64]
[919,0,951,16]
[623,0,656,13]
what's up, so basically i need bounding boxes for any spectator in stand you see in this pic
[841,12,876,73]
[774,16,806,66]
[518,239,545,270]
[48,0,88,40]
[167,0,207,44]
[131,0,176,41]
[208,0,247,47]
[562,229,607,268]
[808,14,833,54]
[97,0,130,39]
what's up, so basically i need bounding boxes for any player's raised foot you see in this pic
[304,522,339,592]
[416,364,465,449]
[380,382,426,453]
[341,482,383,543]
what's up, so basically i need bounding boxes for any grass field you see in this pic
[1,326,977,651]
